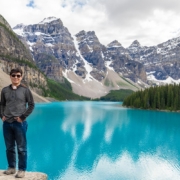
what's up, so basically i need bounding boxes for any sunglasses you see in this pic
[11,74,22,78]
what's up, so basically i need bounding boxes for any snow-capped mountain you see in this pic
[127,38,180,85]
[13,17,86,81]
[74,32,147,83]
[9,15,180,98]
[75,30,107,81]
[104,40,147,82]
[13,17,146,96]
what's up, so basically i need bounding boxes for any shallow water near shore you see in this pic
[0,101,180,180]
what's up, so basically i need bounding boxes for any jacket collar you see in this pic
[9,84,22,90]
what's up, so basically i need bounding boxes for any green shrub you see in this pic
[44,78,89,101]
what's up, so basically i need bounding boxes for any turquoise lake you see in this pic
[1,101,180,180]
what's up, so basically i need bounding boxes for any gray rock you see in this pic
[0,170,47,180]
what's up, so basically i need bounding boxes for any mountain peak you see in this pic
[129,40,141,48]
[13,23,25,30]
[76,30,86,36]
[107,40,122,48]
[39,17,60,24]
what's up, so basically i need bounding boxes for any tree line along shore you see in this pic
[123,84,180,111]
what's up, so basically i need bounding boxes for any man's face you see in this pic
[10,72,22,85]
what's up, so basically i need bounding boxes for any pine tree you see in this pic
[123,84,180,111]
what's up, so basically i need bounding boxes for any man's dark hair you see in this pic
[10,68,23,76]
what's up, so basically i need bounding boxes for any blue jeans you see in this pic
[3,121,28,171]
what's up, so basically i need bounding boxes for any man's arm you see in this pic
[20,88,35,121]
[0,89,6,119]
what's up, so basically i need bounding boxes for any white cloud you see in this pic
[1,0,180,47]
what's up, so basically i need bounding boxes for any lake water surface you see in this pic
[0,101,180,180]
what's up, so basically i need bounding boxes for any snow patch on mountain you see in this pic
[73,35,94,82]
[87,44,93,52]
[34,32,45,36]
[39,17,59,24]
[147,74,180,85]
[46,43,54,47]
[105,61,114,71]
[112,45,121,48]
[26,41,35,51]
[13,28,24,36]
[62,70,75,84]
[146,71,156,75]
[101,51,104,59]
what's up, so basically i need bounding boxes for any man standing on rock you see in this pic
[0,68,34,178]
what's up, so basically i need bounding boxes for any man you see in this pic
[0,68,34,178]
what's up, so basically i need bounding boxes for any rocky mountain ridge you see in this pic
[0,15,12,30]
[12,16,180,90]
[13,17,86,82]
[0,16,33,62]
[1,14,180,99]
[0,14,47,97]
[13,17,147,99]
[127,38,180,85]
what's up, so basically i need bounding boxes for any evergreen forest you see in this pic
[123,84,180,111]
[95,89,134,101]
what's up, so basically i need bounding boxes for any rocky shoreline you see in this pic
[0,170,47,180]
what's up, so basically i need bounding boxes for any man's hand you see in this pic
[2,116,6,121]
[14,117,23,123]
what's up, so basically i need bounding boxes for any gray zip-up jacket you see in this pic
[0,84,35,123]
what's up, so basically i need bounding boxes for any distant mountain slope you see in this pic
[0,15,90,101]
[0,14,12,30]
[127,39,180,85]
[12,16,180,89]
[13,18,146,84]
[45,78,90,101]
[0,14,48,97]
[13,17,85,82]
[0,68,49,102]
[13,17,146,98]
[0,15,33,62]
